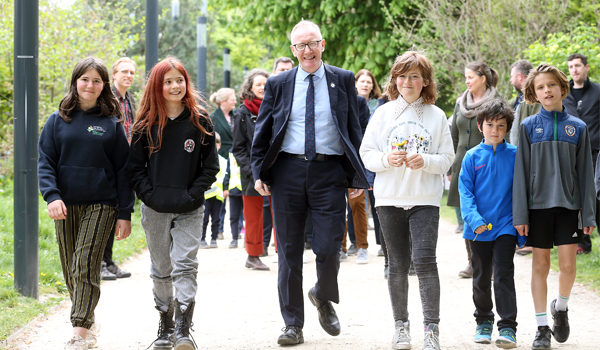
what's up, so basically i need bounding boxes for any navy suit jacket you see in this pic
[251,64,368,189]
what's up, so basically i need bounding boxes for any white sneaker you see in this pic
[272,253,278,263]
[65,334,88,350]
[392,321,411,349]
[356,248,369,264]
[86,322,100,348]
[303,252,309,264]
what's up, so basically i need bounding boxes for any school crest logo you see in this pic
[184,139,195,153]
[87,125,106,136]
[565,125,576,137]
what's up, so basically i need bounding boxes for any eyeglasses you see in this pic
[292,40,322,51]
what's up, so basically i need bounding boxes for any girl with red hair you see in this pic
[128,56,219,350]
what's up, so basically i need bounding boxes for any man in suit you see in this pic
[251,20,368,345]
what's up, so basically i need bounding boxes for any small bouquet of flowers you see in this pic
[392,140,409,179]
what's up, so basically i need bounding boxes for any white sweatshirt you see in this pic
[359,97,455,207]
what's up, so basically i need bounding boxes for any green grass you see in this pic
[441,189,600,295]
[550,232,600,293]
[0,180,147,341]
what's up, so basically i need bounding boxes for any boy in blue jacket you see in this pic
[459,99,524,349]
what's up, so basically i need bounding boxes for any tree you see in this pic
[221,0,412,86]
[522,24,600,82]
[0,0,140,177]
[382,0,575,108]
[124,0,271,104]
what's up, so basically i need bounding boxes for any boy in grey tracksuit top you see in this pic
[512,63,596,350]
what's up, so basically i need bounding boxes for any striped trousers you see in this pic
[55,204,117,328]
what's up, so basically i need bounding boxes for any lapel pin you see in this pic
[330,83,335,88]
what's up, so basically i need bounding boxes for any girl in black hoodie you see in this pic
[128,57,219,350]
[38,56,135,349]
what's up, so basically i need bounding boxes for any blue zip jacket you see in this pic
[459,140,523,243]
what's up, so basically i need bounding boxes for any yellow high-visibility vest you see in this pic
[228,153,242,191]
[205,155,228,201]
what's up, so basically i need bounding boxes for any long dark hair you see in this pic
[240,69,269,101]
[58,57,122,122]
[133,56,212,154]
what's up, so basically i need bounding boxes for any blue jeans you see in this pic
[377,206,441,326]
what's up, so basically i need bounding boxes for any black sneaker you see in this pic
[550,299,569,343]
[347,243,358,256]
[532,326,552,349]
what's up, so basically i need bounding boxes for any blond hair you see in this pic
[111,57,137,77]
[210,88,235,106]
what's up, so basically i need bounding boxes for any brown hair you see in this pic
[133,56,211,154]
[476,99,515,132]
[273,57,294,71]
[384,51,437,104]
[355,69,381,100]
[465,61,499,89]
[523,64,570,105]
[58,56,123,122]
[568,53,588,66]
[240,69,270,101]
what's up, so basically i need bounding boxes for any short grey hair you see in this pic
[290,20,322,44]
[511,60,534,77]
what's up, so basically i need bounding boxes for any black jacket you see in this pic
[564,78,600,154]
[128,108,220,213]
[232,103,261,196]
[38,107,135,220]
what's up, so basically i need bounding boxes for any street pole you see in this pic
[14,0,39,299]
[171,0,180,21]
[223,48,231,88]
[197,16,207,98]
[146,0,159,76]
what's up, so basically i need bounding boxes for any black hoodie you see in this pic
[564,78,600,155]
[128,108,219,213]
[38,107,135,220]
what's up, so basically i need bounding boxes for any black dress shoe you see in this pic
[308,287,340,336]
[277,325,304,345]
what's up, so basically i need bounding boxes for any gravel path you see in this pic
[5,218,600,349]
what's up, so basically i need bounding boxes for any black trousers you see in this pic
[469,234,518,331]
[102,222,116,266]
[580,150,600,252]
[263,196,274,246]
[202,197,223,240]
[229,191,243,240]
[270,156,347,327]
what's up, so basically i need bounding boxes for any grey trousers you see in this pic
[377,205,441,326]
[141,203,204,311]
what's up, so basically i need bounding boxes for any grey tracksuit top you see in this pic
[513,106,596,227]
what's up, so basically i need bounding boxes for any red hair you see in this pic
[134,56,211,154]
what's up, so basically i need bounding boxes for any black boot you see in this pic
[149,299,175,350]
[174,299,197,350]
